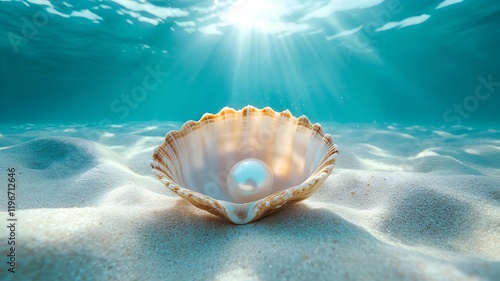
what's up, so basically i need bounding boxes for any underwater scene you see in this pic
[0,0,499,280]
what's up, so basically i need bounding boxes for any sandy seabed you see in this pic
[0,122,499,281]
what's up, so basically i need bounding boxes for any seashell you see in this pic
[150,106,338,224]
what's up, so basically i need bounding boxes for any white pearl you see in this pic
[226,158,274,203]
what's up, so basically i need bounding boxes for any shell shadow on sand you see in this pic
[135,200,376,280]
[135,198,498,281]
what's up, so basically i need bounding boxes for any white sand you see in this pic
[0,122,499,280]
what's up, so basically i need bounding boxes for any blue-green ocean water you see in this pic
[0,0,499,126]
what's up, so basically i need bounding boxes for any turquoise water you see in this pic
[0,0,499,126]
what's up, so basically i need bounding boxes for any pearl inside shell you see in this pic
[227,158,274,203]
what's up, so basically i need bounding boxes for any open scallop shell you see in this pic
[151,106,338,224]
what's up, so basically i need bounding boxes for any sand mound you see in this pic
[2,137,96,177]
